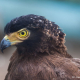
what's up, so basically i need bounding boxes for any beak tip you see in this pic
[0,45,3,53]
[1,49,3,53]
[0,43,1,51]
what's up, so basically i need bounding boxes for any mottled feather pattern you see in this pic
[4,14,69,56]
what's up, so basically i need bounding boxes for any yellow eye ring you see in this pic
[18,30,29,38]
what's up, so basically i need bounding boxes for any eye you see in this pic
[18,30,29,38]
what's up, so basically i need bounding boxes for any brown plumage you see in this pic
[0,14,80,80]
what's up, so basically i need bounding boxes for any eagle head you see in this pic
[0,14,66,56]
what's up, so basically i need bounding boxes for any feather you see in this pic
[5,50,80,80]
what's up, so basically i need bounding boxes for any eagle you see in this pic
[0,14,80,80]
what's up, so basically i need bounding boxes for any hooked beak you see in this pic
[0,38,11,53]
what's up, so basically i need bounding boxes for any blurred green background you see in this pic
[0,0,80,80]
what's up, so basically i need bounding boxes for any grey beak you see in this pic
[0,38,11,53]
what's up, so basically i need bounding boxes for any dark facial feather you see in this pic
[4,14,65,44]
[3,14,72,57]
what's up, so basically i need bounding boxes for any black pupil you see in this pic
[21,32,24,35]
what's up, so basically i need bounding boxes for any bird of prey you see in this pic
[0,14,80,80]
